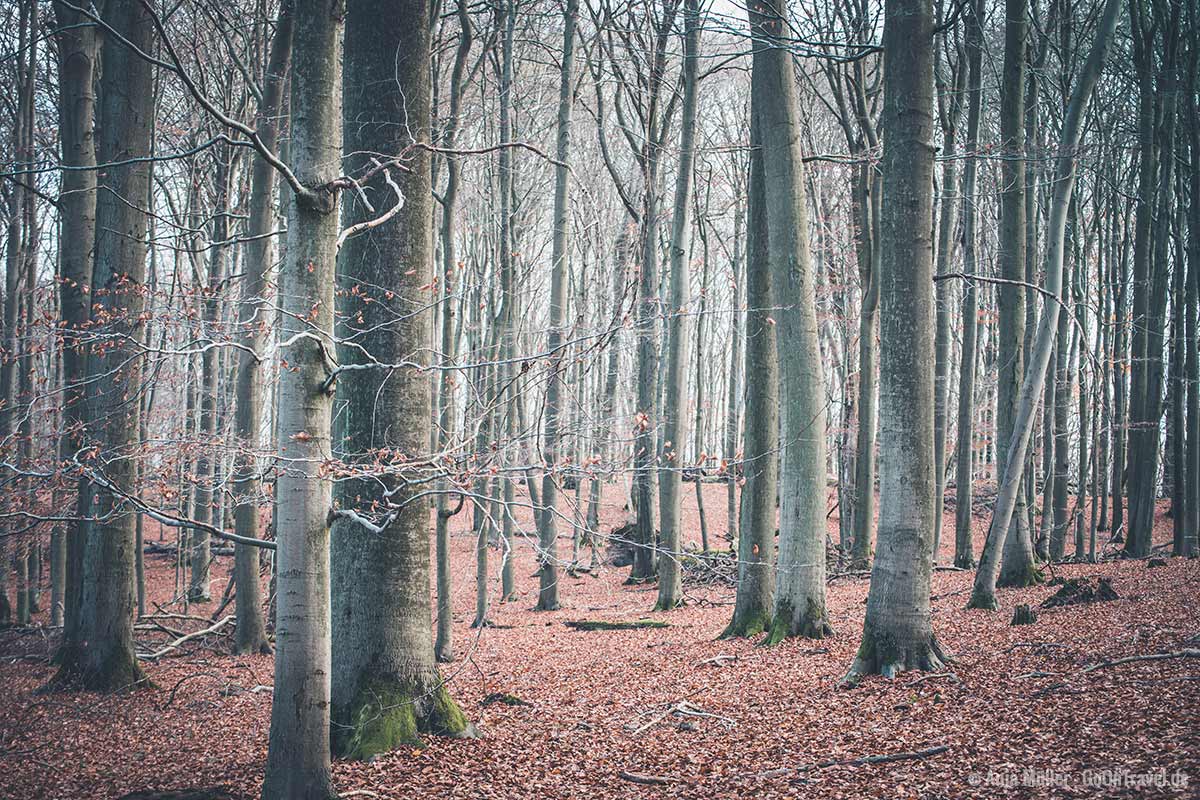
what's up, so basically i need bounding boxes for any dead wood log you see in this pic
[618,771,675,786]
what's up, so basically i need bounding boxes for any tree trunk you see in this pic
[231,1,292,656]
[260,0,343,795]
[655,0,698,611]
[953,0,983,570]
[721,119,777,639]
[329,0,474,762]
[844,0,947,683]
[190,154,233,603]
[968,0,1121,609]
[724,207,743,548]
[748,2,831,642]
[538,0,578,611]
[71,0,155,691]
[992,0,1039,588]
[1124,0,1177,558]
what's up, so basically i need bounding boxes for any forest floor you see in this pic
[1,483,1198,799]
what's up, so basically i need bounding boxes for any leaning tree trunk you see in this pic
[992,0,1039,589]
[843,0,949,684]
[721,122,778,639]
[329,0,474,761]
[260,0,343,796]
[71,0,155,692]
[654,0,698,611]
[538,0,578,612]
[749,2,831,642]
[968,0,1121,610]
[230,1,292,656]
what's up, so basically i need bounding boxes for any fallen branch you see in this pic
[618,771,674,786]
[795,744,951,773]
[138,615,235,661]
[696,654,739,668]
[907,672,961,687]
[1080,649,1200,674]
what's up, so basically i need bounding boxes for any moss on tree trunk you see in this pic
[331,677,476,760]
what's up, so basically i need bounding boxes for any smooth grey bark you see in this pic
[0,1,34,629]
[329,0,474,761]
[260,0,342,795]
[849,167,881,571]
[932,20,967,560]
[655,0,698,611]
[1050,225,1075,562]
[968,0,1121,610]
[844,0,948,683]
[724,205,743,548]
[953,0,983,570]
[748,3,831,642]
[992,0,1039,588]
[721,123,777,639]
[538,0,578,611]
[190,153,233,603]
[50,0,97,642]
[72,0,155,691]
[434,0,474,647]
[1125,0,1178,557]
[231,1,292,656]
[1184,42,1200,558]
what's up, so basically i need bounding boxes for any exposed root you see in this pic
[839,625,952,688]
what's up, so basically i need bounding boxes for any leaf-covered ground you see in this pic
[1,485,1197,799]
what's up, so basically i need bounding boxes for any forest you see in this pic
[0,0,1197,796]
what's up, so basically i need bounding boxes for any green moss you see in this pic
[481,692,530,707]
[719,609,771,640]
[333,678,475,760]
[763,598,834,645]
[564,619,669,631]
[997,560,1044,589]
[966,589,999,610]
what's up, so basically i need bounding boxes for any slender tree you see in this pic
[261,0,344,794]
[538,0,579,612]
[968,0,1122,609]
[655,0,699,611]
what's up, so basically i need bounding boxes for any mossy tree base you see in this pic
[763,600,834,645]
[49,647,149,693]
[331,677,477,761]
[652,596,683,612]
[719,609,771,640]
[840,626,951,688]
[966,589,999,610]
[997,560,1044,589]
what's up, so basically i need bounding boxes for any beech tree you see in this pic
[261,1,344,795]
[843,0,949,684]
